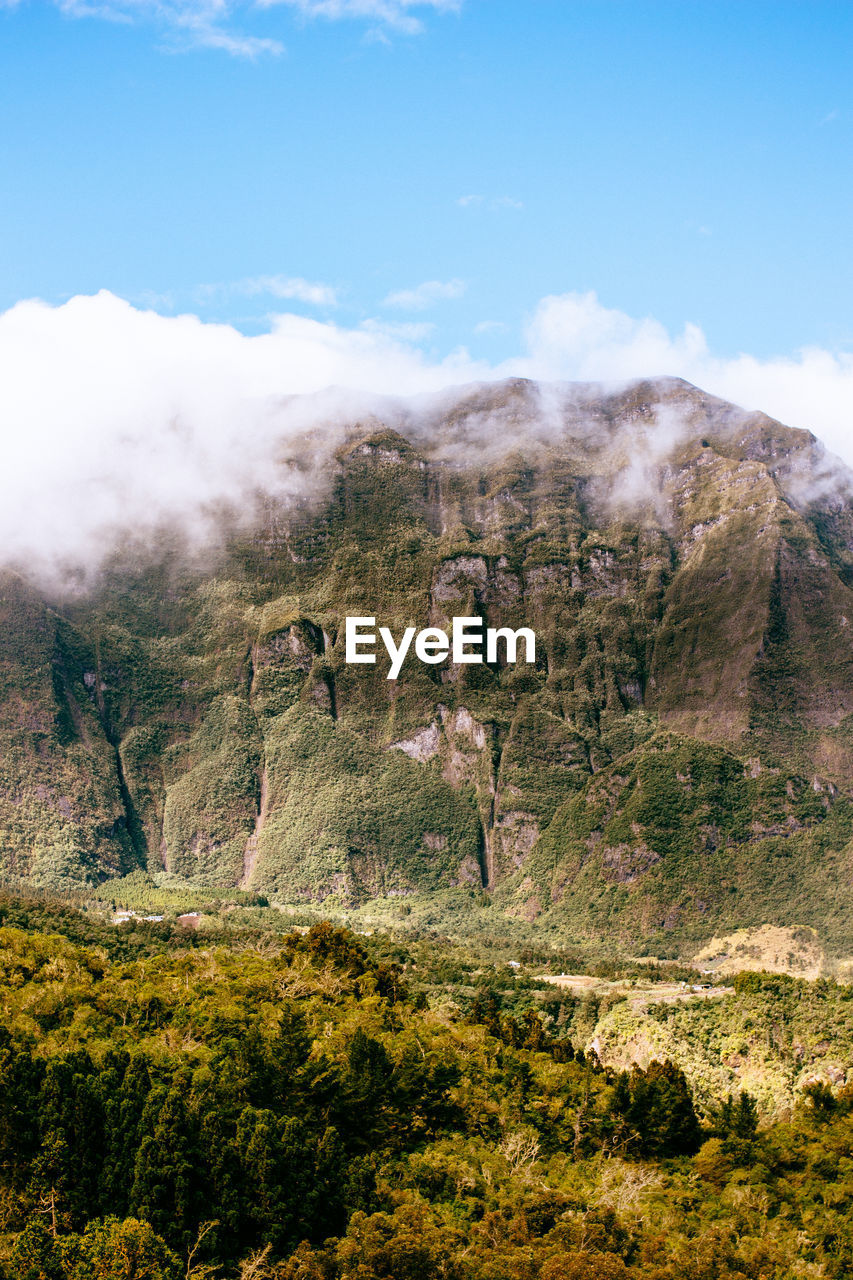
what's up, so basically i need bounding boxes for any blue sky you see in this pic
[2,0,852,366]
[4,0,853,571]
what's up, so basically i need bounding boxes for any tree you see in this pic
[7,1218,65,1280]
[130,1084,202,1252]
[717,1091,759,1143]
[72,1217,180,1280]
[35,1054,105,1227]
[613,1061,701,1157]
[541,1253,629,1280]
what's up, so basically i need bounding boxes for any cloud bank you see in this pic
[0,291,486,577]
[520,291,853,459]
[2,287,853,579]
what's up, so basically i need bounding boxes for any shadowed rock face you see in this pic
[4,376,853,947]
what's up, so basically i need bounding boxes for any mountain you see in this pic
[3,375,853,952]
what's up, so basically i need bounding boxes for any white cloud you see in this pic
[522,292,710,384]
[241,275,339,305]
[174,21,284,56]
[195,275,339,307]
[457,193,523,211]
[132,288,178,310]
[55,0,285,56]
[0,291,487,574]
[520,291,853,460]
[383,278,467,310]
[258,0,459,35]
[361,317,436,341]
[4,0,457,55]
[3,287,853,579]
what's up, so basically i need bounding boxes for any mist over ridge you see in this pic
[4,289,853,586]
[4,329,853,952]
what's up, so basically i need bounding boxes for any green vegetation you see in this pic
[512,734,853,950]
[255,706,483,900]
[593,969,853,1117]
[0,903,852,1279]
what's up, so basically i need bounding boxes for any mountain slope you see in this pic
[4,376,853,950]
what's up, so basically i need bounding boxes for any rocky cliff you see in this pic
[4,376,853,949]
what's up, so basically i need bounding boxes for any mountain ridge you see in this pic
[3,375,853,952]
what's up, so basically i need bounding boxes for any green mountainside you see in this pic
[3,375,853,954]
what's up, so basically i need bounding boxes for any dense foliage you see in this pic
[0,908,852,1279]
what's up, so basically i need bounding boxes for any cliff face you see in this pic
[5,376,853,947]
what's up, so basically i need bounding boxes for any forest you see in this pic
[0,895,851,1279]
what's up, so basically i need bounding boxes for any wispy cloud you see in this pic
[383,278,466,310]
[241,275,339,305]
[36,0,285,57]
[199,275,339,306]
[7,0,457,55]
[131,288,179,311]
[258,0,460,35]
[456,193,523,211]
[361,317,436,341]
[182,26,284,56]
